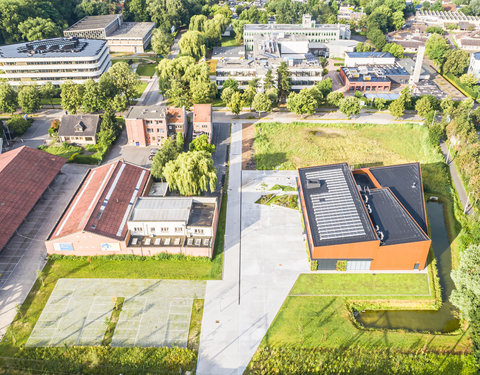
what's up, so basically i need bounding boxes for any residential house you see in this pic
[58,114,101,145]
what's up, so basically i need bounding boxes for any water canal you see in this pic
[356,201,460,333]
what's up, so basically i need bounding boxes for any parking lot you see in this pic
[0,164,89,338]
[27,279,205,347]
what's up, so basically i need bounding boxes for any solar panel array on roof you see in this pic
[305,168,366,241]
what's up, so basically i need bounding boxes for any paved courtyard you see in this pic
[27,279,205,347]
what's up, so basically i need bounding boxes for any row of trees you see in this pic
[157,56,217,108]
[60,62,139,114]
[0,82,56,114]
[151,134,217,196]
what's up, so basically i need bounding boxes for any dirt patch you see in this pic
[242,123,256,170]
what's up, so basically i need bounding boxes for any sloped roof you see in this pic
[58,115,100,138]
[129,197,192,222]
[50,160,150,241]
[0,146,65,251]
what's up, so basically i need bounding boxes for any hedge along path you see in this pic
[27,279,205,348]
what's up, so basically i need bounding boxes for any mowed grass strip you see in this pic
[290,273,431,297]
[263,296,471,351]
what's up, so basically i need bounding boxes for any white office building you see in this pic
[243,14,351,52]
[345,52,396,67]
[0,37,111,86]
[468,52,480,82]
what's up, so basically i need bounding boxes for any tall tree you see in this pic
[389,98,405,119]
[189,134,215,153]
[450,244,480,321]
[277,62,291,103]
[287,89,317,116]
[18,17,60,41]
[264,69,275,90]
[163,151,217,195]
[81,79,103,113]
[443,50,470,76]
[179,31,206,60]
[228,91,243,116]
[190,78,217,104]
[242,85,257,111]
[221,87,236,105]
[151,137,179,180]
[326,92,344,107]
[252,92,272,117]
[61,80,84,114]
[107,62,140,104]
[18,85,40,113]
[425,34,450,67]
[339,97,361,118]
[40,82,57,108]
[317,78,333,97]
[0,83,17,113]
[151,28,173,58]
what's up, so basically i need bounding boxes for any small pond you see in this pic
[355,202,460,333]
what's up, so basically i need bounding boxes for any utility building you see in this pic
[297,163,431,271]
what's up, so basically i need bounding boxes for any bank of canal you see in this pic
[356,201,460,333]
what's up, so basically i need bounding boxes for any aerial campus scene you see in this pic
[0,0,479,374]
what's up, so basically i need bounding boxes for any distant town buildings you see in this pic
[0,146,65,253]
[243,14,351,53]
[345,52,396,67]
[415,10,480,30]
[468,52,480,82]
[340,65,410,92]
[64,14,155,53]
[193,104,213,143]
[0,37,111,86]
[337,6,366,21]
[45,160,219,257]
[125,105,187,147]
[58,115,101,145]
[298,163,431,271]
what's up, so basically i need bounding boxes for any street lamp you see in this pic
[464,191,473,215]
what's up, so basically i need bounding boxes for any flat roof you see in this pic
[108,22,155,39]
[188,202,216,227]
[0,38,106,59]
[129,197,192,222]
[298,163,378,247]
[193,104,212,123]
[0,146,65,251]
[244,23,347,31]
[366,188,429,245]
[212,46,244,59]
[125,105,167,120]
[346,52,394,59]
[65,15,120,32]
[50,160,150,241]
[369,163,428,235]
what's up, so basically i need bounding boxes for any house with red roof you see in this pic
[0,146,66,252]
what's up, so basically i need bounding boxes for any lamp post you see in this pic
[464,191,473,215]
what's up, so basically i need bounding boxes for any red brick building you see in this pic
[193,104,213,143]
[125,105,187,147]
[298,163,431,271]
[0,146,65,252]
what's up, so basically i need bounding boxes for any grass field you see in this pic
[221,36,241,47]
[39,143,83,159]
[253,122,450,197]
[132,82,149,99]
[40,97,61,106]
[136,63,156,77]
[290,273,431,297]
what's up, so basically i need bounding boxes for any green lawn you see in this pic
[221,36,241,47]
[253,122,450,197]
[40,97,61,106]
[136,63,156,77]
[39,143,82,159]
[132,81,149,99]
[290,273,431,297]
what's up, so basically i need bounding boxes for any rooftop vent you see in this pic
[306,178,328,193]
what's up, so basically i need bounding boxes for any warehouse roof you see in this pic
[49,160,150,241]
[345,51,394,59]
[64,15,120,32]
[0,146,65,251]
[129,197,192,222]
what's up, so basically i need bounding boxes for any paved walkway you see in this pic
[440,141,472,215]
[196,123,307,374]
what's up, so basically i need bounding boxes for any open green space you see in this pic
[133,82,149,99]
[254,122,449,197]
[136,63,156,77]
[291,273,431,297]
[40,97,61,106]
[39,143,82,159]
[221,36,241,47]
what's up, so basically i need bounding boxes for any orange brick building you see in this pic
[298,163,431,271]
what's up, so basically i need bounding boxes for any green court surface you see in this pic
[27,279,205,348]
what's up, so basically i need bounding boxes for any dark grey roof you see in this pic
[346,52,394,58]
[188,202,215,227]
[366,188,429,245]
[0,38,107,59]
[369,163,427,235]
[65,15,120,32]
[298,163,378,247]
[58,115,100,138]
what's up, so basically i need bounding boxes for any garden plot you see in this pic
[27,279,205,348]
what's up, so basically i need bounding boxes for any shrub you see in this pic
[6,115,32,136]
[428,123,445,146]
[70,154,99,164]
[336,260,347,271]
[310,260,318,271]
